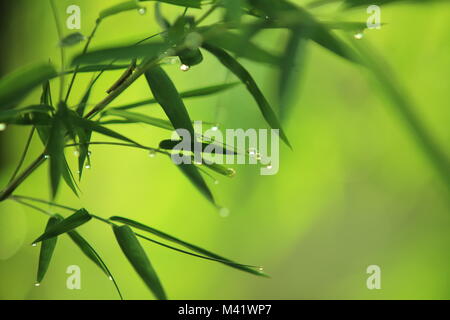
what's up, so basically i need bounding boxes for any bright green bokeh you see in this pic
[0,0,449,300]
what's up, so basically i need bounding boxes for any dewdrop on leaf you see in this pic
[34,283,40,287]
[148,150,156,158]
[138,7,146,15]
[180,64,190,72]
[354,32,364,40]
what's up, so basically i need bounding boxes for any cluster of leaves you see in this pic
[0,0,448,299]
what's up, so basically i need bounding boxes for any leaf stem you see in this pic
[49,0,66,102]
[7,127,35,184]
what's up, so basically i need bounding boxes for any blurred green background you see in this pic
[0,0,449,299]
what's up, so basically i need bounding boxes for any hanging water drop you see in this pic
[0,123,7,131]
[31,243,37,247]
[226,168,236,177]
[354,32,364,40]
[180,64,190,72]
[138,7,146,15]
[108,276,113,281]
[34,282,40,287]
[266,164,273,170]
[87,151,92,156]
[148,150,156,158]
[44,154,50,159]
[258,267,264,272]
[248,148,257,156]
[73,150,80,157]
[211,124,219,131]
[219,207,230,218]
[85,164,91,169]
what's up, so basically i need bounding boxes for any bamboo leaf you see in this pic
[113,225,167,300]
[61,157,80,197]
[72,42,168,65]
[47,115,65,198]
[103,110,174,130]
[139,0,201,9]
[98,0,143,20]
[144,65,196,139]
[36,217,59,283]
[110,216,267,276]
[0,105,52,123]
[113,82,239,111]
[59,32,86,47]
[224,0,243,24]
[159,139,237,155]
[0,63,57,110]
[66,64,130,74]
[176,155,215,204]
[202,43,291,148]
[32,209,92,243]
[70,114,139,145]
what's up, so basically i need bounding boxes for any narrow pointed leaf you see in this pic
[0,63,57,110]
[72,42,167,65]
[61,157,79,197]
[47,116,65,198]
[175,155,215,204]
[145,65,196,138]
[113,82,239,111]
[36,217,59,283]
[32,209,92,243]
[103,110,174,130]
[113,225,167,300]
[139,0,201,8]
[0,105,52,123]
[202,43,291,148]
[110,216,267,276]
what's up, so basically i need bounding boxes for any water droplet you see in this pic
[211,125,219,131]
[255,153,262,161]
[0,123,6,131]
[73,150,80,157]
[226,168,236,177]
[354,32,364,40]
[85,164,91,169]
[35,282,40,287]
[148,150,156,158]
[219,207,230,218]
[44,154,50,159]
[180,64,190,72]
[31,243,37,247]
[266,164,273,170]
[248,148,257,156]
[87,151,92,156]
[108,276,113,281]
[258,267,264,272]
[138,7,146,15]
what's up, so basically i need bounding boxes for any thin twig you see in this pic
[7,127,35,184]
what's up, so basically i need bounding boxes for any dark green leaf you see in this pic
[113,82,239,111]
[176,155,215,204]
[70,114,139,145]
[224,0,243,24]
[32,209,92,243]
[144,65,196,139]
[110,216,267,276]
[202,43,291,148]
[66,64,130,74]
[113,225,167,300]
[103,109,174,130]
[72,42,168,65]
[61,157,79,197]
[36,217,59,283]
[0,63,57,110]
[159,139,237,155]
[46,115,65,198]
[139,0,201,9]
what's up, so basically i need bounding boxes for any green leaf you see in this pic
[59,32,86,47]
[110,216,267,276]
[112,225,167,300]
[139,0,201,9]
[144,65,196,139]
[72,42,168,65]
[0,63,57,110]
[203,162,237,177]
[70,114,139,145]
[202,43,291,148]
[98,0,143,20]
[66,64,130,74]
[61,157,79,197]
[113,82,239,111]
[176,155,215,204]
[46,115,65,198]
[36,217,59,283]
[75,127,92,180]
[159,139,237,155]
[0,105,52,123]
[103,109,174,130]
[32,209,92,243]
[224,0,244,24]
